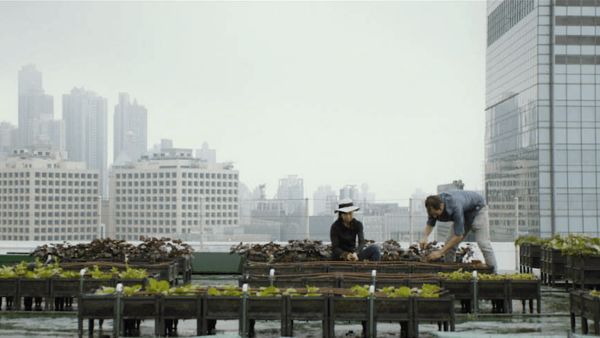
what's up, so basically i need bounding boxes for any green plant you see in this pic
[60,271,81,279]
[207,285,242,297]
[344,285,370,298]
[438,269,472,280]
[420,284,441,298]
[95,286,116,295]
[123,285,143,296]
[89,265,114,279]
[167,284,203,296]
[0,265,17,279]
[255,286,281,297]
[515,235,546,246]
[118,267,148,279]
[146,278,170,295]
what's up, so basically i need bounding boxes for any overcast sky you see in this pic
[0,1,487,203]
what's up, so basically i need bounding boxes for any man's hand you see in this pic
[426,250,443,262]
[345,252,358,261]
[419,238,429,250]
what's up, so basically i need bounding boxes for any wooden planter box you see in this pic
[0,279,19,298]
[298,265,328,274]
[528,244,542,269]
[78,294,115,319]
[581,293,600,335]
[19,278,50,297]
[478,280,509,313]
[51,278,81,298]
[519,244,528,271]
[247,296,285,320]
[542,248,566,281]
[285,296,329,337]
[327,265,355,273]
[161,295,202,336]
[161,295,201,319]
[570,290,600,335]
[508,280,541,314]
[412,295,455,335]
[203,296,241,319]
[82,279,114,294]
[329,296,369,320]
[379,265,411,274]
[477,280,507,300]
[568,255,600,287]
[120,296,159,318]
[440,280,473,301]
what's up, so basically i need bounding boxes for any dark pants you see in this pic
[358,244,382,261]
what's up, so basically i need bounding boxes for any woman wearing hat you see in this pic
[330,198,382,261]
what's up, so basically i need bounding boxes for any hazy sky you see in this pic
[0,1,487,203]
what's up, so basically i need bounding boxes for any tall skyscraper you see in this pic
[0,122,17,158]
[277,175,305,215]
[113,93,148,164]
[63,88,108,197]
[195,142,216,164]
[313,185,337,216]
[485,0,600,240]
[17,65,63,150]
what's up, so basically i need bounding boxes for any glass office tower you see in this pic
[486,0,600,240]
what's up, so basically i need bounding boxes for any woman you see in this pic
[330,198,381,261]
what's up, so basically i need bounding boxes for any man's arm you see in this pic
[439,233,464,255]
[419,218,436,248]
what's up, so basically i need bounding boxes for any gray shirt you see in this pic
[426,190,486,236]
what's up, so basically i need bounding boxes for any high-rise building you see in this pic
[0,122,17,158]
[17,65,63,150]
[63,88,108,197]
[0,148,101,241]
[339,185,360,201]
[277,175,305,215]
[114,93,148,164]
[485,0,600,240]
[196,142,216,164]
[313,185,337,216]
[108,148,239,241]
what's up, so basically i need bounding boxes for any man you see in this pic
[330,198,381,261]
[419,190,497,272]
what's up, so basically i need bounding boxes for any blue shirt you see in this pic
[426,190,486,236]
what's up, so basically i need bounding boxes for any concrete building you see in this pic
[312,185,337,216]
[17,65,63,150]
[0,148,100,241]
[276,175,305,215]
[108,148,239,241]
[195,142,216,164]
[0,122,17,159]
[63,88,108,198]
[114,93,148,164]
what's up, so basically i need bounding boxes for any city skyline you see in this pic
[0,1,487,201]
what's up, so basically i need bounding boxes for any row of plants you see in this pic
[437,270,536,281]
[346,284,441,298]
[92,280,441,299]
[0,259,148,280]
[516,234,600,257]
[32,237,193,263]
